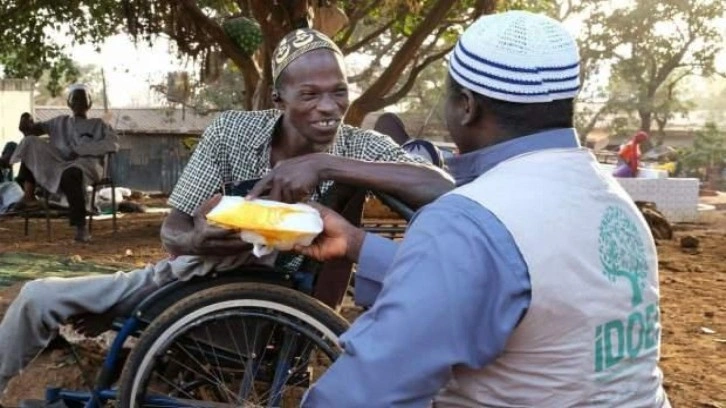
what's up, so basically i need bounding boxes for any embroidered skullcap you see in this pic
[272,28,343,86]
[448,10,580,103]
[67,83,92,105]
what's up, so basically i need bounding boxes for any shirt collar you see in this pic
[447,128,581,185]
[251,110,284,150]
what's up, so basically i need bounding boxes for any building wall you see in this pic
[114,132,194,193]
[0,79,33,150]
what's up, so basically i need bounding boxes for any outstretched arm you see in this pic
[319,154,453,208]
[248,128,454,208]
[248,153,454,209]
[301,196,531,406]
[18,113,47,136]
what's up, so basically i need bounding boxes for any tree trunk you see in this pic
[346,0,459,125]
[578,104,608,144]
[475,0,498,15]
[655,118,667,145]
[247,0,313,110]
[344,0,498,126]
[242,68,260,109]
[345,102,374,127]
[178,0,260,109]
[638,110,652,133]
[252,46,274,110]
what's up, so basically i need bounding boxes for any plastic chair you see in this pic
[22,189,53,241]
[23,152,117,240]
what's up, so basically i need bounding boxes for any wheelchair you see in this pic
[43,187,413,408]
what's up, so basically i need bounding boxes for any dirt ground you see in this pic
[0,200,725,407]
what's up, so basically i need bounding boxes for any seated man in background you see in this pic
[12,87,119,242]
[373,112,446,168]
[0,28,453,396]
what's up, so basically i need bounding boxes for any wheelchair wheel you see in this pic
[118,282,349,407]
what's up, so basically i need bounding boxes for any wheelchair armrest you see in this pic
[372,191,415,222]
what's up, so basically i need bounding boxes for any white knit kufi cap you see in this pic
[449,10,580,103]
[67,83,92,105]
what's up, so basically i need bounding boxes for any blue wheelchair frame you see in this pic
[46,266,295,408]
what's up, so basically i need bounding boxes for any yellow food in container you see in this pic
[206,197,323,256]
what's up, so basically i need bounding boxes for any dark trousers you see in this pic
[1,142,17,182]
[1,142,17,162]
[18,164,86,227]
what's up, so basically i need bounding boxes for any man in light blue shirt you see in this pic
[297,10,669,408]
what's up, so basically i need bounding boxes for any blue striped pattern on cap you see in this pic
[449,11,580,103]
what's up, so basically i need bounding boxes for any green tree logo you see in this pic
[598,206,649,307]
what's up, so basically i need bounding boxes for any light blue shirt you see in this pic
[303,129,581,407]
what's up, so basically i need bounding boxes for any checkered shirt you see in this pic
[168,109,424,272]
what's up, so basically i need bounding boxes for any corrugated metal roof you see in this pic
[34,107,221,135]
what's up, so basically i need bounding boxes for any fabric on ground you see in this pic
[0,253,122,288]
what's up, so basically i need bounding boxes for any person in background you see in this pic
[12,85,119,241]
[656,151,680,177]
[613,130,649,178]
[373,112,445,168]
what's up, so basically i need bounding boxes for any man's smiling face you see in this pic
[276,49,350,148]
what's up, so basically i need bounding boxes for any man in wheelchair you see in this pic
[0,28,453,395]
[296,11,671,408]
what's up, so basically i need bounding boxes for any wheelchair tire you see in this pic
[117,282,349,408]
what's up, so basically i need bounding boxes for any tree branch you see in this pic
[348,65,379,84]
[653,36,695,89]
[233,0,251,17]
[355,0,457,102]
[247,0,312,108]
[342,18,396,54]
[337,0,385,47]
[422,24,449,53]
[472,0,497,17]
[0,3,31,21]
[558,0,575,21]
[381,46,453,106]
[177,0,260,107]
[579,102,609,139]
[348,38,400,82]
[443,18,470,26]
[669,70,691,86]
